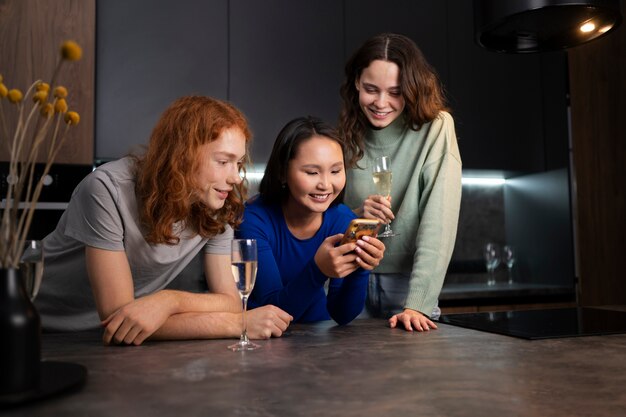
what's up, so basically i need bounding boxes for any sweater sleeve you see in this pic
[404,113,462,315]
[237,207,328,322]
[326,268,369,325]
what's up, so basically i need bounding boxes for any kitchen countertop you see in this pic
[3,318,625,417]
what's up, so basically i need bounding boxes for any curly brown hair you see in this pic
[339,33,449,167]
[134,96,252,245]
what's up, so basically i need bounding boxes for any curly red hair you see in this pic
[134,96,252,244]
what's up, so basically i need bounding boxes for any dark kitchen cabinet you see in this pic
[344,0,449,87]
[95,0,229,160]
[229,0,344,165]
[345,0,568,172]
[447,0,568,172]
[94,0,568,172]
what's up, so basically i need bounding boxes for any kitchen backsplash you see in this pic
[446,182,506,284]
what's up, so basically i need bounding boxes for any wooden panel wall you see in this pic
[0,0,94,164]
[568,6,626,306]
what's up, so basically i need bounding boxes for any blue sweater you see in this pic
[236,197,368,325]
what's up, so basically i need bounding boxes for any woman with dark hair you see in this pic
[236,116,385,325]
[36,96,292,345]
[339,33,462,332]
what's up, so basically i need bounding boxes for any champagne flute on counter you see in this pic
[19,240,44,301]
[484,243,500,286]
[503,245,516,285]
[372,155,398,237]
[228,239,260,351]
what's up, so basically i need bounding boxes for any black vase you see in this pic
[0,267,41,395]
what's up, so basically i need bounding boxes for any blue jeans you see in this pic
[361,273,440,320]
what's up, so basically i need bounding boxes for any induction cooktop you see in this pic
[438,307,626,340]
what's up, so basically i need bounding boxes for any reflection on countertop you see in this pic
[442,257,575,304]
[440,281,575,301]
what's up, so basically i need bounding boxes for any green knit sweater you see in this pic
[344,111,462,315]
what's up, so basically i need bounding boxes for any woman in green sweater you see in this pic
[339,33,462,332]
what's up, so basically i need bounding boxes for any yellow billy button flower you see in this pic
[64,111,80,125]
[41,103,54,117]
[61,40,82,61]
[36,82,50,92]
[53,86,68,98]
[8,89,23,103]
[54,98,68,113]
[0,83,8,98]
[33,90,48,104]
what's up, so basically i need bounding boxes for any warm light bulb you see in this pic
[599,25,613,33]
[580,22,596,33]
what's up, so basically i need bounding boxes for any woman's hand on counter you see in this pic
[101,291,174,346]
[389,308,438,332]
[245,305,293,339]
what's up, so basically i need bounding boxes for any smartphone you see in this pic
[340,218,381,245]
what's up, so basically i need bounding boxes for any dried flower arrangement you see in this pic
[0,40,82,268]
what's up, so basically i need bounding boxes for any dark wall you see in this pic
[96,0,343,164]
[96,0,229,159]
[568,0,626,306]
[504,169,575,287]
[95,0,569,173]
[228,0,344,164]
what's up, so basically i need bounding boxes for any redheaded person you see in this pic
[36,96,292,345]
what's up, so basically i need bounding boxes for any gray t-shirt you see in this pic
[35,157,232,331]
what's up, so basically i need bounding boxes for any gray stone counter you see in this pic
[4,318,626,417]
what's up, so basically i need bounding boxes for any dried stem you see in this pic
[13,114,55,258]
[14,123,72,265]
[0,100,10,152]
[1,43,81,268]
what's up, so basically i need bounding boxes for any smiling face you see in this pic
[356,59,406,129]
[284,136,346,216]
[193,127,246,211]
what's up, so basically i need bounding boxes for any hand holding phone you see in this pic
[340,219,381,245]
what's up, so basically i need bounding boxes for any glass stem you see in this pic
[241,296,249,343]
[386,195,392,232]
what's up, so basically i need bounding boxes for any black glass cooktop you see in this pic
[439,307,626,340]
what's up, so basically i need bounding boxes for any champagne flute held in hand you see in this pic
[372,156,398,238]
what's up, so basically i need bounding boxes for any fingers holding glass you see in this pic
[372,156,398,237]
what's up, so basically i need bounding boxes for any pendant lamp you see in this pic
[474,0,623,53]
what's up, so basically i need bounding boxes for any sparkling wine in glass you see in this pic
[19,240,44,301]
[372,156,398,238]
[228,239,260,351]
[503,245,516,285]
[484,243,500,286]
